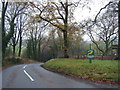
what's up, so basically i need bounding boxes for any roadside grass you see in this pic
[43,58,119,83]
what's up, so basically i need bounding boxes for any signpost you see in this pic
[87,49,94,63]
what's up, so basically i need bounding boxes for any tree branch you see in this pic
[94,1,113,22]
[39,15,64,31]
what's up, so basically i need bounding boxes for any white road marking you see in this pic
[24,70,35,82]
[23,65,27,69]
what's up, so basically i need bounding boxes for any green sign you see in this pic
[87,49,94,59]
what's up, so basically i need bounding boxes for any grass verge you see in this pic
[42,58,119,84]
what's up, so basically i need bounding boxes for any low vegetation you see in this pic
[43,58,119,83]
[2,57,39,67]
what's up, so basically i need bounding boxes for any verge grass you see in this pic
[43,58,119,82]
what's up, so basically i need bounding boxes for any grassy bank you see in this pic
[2,57,39,70]
[43,58,119,83]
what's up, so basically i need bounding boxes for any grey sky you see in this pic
[74,0,113,22]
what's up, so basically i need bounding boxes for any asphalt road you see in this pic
[2,63,119,88]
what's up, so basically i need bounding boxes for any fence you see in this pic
[70,55,116,60]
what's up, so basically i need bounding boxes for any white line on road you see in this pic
[23,65,27,69]
[24,70,35,82]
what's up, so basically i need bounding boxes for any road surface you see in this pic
[2,63,118,88]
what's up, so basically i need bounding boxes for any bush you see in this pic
[3,57,23,66]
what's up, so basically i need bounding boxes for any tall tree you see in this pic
[118,1,120,60]
[2,2,8,59]
[17,14,28,57]
[30,0,79,58]
[89,8,117,56]
[93,1,119,58]
[3,2,28,57]
[18,15,23,57]
[80,1,118,58]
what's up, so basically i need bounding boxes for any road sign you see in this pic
[87,49,94,59]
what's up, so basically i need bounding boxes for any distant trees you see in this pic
[80,1,118,57]
[45,24,86,59]
[48,30,60,58]
[25,15,47,61]
[68,25,85,58]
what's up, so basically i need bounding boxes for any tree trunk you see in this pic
[4,21,15,56]
[37,40,41,60]
[105,44,109,56]
[18,26,22,57]
[2,2,8,59]
[12,44,16,56]
[18,36,22,57]
[63,31,69,58]
[27,40,32,59]
[63,0,69,58]
[118,1,120,60]
[35,39,37,60]
[18,16,22,57]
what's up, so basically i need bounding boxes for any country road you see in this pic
[2,63,119,88]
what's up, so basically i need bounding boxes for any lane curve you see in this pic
[2,64,118,88]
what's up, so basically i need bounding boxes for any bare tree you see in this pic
[17,14,28,57]
[3,2,28,57]
[93,1,119,58]
[80,1,118,58]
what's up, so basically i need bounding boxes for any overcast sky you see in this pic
[74,0,113,22]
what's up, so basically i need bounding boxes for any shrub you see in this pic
[3,56,23,66]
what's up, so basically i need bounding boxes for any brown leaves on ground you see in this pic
[85,78,120,84]
[22,59,39,64]
[67,73,119,84]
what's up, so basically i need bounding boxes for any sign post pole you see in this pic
[90,44,92,64]
[89,59,92,63]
